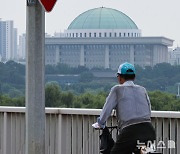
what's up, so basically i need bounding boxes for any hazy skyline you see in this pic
[0,0,180,48]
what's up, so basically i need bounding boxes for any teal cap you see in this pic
[117,62,135,75]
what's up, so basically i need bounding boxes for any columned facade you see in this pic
[104,45,109,69]
[55,46,60,64]
[45,37,173,69]
[80,45,84,66]
[130,45,134,65]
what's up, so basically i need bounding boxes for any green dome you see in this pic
[68,7,138,30]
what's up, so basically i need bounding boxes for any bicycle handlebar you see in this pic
[106,126,118,129]
[94,126,118,130]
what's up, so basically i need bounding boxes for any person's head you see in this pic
[117,62,136,84]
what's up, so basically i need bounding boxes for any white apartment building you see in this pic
[18,33,26,60]
[0,19,17,61]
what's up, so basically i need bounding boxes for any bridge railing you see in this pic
[0,107,180,154]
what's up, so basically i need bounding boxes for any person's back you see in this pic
[92,62,156,154]
[115,82,151,129]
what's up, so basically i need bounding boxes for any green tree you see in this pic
[45,82,62,107]
[149,91,180,111]
[0,95,25,106]
[61,91,74,107]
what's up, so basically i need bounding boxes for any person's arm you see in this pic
[145,89,151,111]
[97,86,117,128]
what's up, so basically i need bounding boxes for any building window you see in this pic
[119,33,121,37]
[89,33,91,37]
[128,33,130,37]
[76,33,78,37]
[99,33,101,37]
[124,33,126,37]
[114,33,116,37]
[109,33,111,37]
[80,33,82,37]
[104,32,106,37]
[94,33,96,37]
[84,33,86,37]
[72,33,74,37]
[131,33,133,37]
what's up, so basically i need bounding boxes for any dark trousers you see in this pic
[110,122,156,154]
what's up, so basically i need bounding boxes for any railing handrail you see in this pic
[0,106,180,118]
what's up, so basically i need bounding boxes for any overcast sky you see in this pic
[0,0,180,48]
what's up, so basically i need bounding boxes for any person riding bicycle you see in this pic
[92,62,156,154]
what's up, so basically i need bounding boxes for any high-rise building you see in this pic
[0,19,17,61]
[18,33,26,60]
[0,19,6,61]
[0,19,2,58]
[12,28,18,60]
[45,7,173,69]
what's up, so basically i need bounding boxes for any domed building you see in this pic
[45,7,173,69]
[65,7,141,38]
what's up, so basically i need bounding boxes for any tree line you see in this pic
[0,82,180,111]
[0,61,180,111]
[135,63,180,93]
[1,61,180,96]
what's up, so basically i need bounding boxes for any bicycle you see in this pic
[95,126,162,154]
